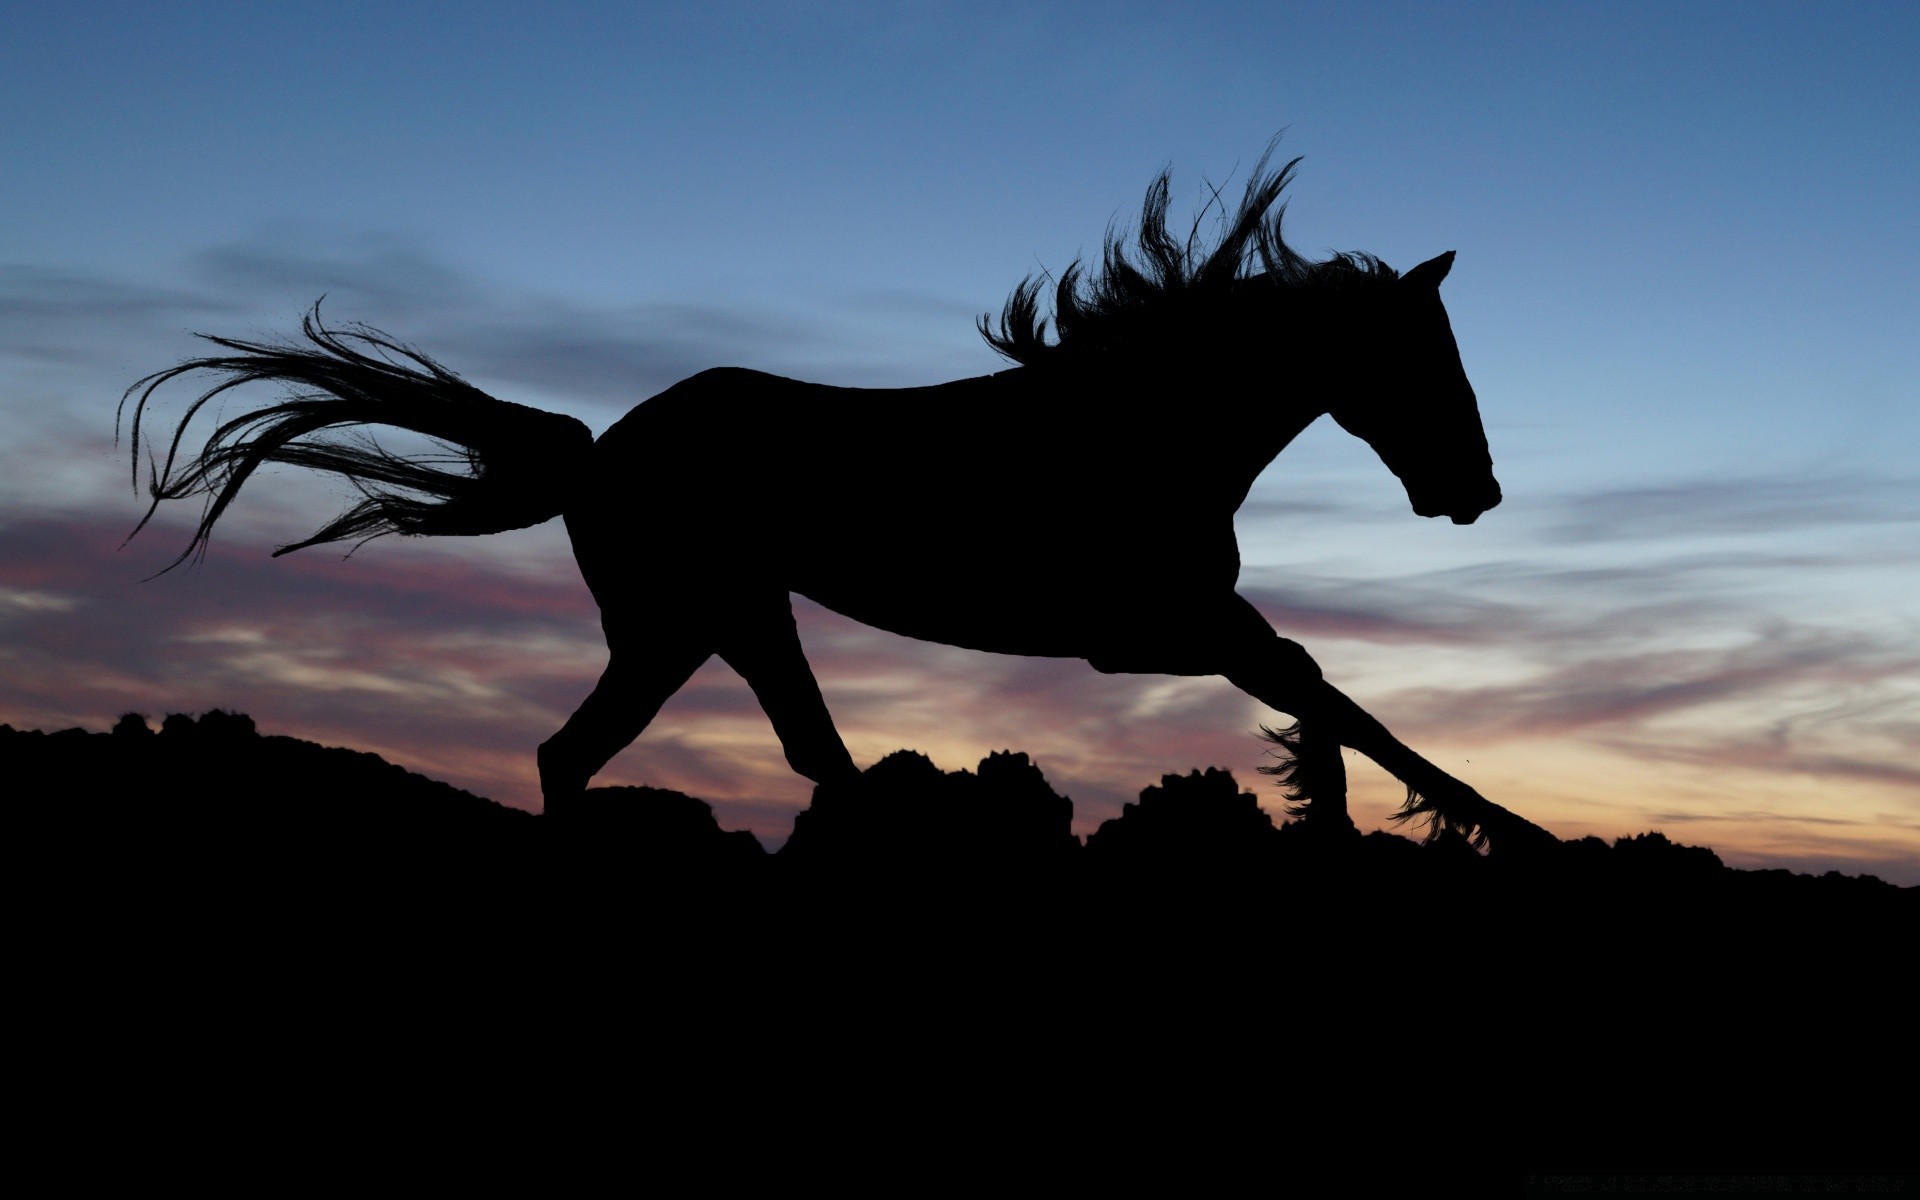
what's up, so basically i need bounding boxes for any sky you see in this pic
[3,2,1916,882]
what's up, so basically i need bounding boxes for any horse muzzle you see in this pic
[1411,478,1501,525]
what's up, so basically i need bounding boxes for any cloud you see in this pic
[0,513,598,755]
[6,231,989,441]
[1544,474,1920,544]
[187,237,475,315]
[1236,497,1365,521]
[1387,623,1903,735]
[1240,574,1536,646]
[174,236,861,411]
[1602,732,1920,795]
[0,266,234,351]
[838,288,988,324]
[430,301,838,412]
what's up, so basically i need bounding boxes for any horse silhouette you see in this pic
[119,147,1556,853]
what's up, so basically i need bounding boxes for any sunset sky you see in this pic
[4,3,1915,882]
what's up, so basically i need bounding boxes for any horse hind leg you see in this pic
[716,593,858,787]
[538,633,715,814]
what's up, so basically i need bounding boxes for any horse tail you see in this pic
[117,303,594,572]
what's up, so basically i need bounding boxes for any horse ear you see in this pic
[1403,251,1455,289]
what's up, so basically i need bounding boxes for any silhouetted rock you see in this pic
[549,784,765,870]
[782,748,1078,877]
[955,750,1079,865]
[1610,829,1724,880]
[1085,767,1279,874]
[781,750,928,867]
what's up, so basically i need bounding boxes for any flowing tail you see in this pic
[118,304,594,572]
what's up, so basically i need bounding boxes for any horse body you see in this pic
[582,362,1281,661]
[119,146,1557,852]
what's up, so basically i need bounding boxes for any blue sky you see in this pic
[4,2,1916,880]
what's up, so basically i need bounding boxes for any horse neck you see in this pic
[1204,298,1370,496]
[1216,378,1327,504]
[1166,349,1330,470]
[1049,353,1327,510]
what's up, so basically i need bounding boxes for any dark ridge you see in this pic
[10,710,1909,884]
[12,711,1910,1171]
[11,710,1907,924]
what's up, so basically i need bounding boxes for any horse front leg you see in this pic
[1213,629,1357,834]
[1306,680,1554,853]
[1215,602,1556,855]
[1257,717,1354,835]
[1090,607,1350,833]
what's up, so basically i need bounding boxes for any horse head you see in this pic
[1328,251,1501,525]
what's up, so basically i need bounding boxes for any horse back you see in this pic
[575,366,1245,653]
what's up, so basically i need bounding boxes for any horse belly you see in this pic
[789,511,1239,660]
[796,571,1098,658]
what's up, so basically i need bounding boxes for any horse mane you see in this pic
[979,143,1399,367]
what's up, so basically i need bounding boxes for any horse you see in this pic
[118,147,1557,853]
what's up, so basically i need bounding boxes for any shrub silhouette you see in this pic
[1085,767,1280,873]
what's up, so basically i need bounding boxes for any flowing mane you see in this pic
[979,147,1399,367]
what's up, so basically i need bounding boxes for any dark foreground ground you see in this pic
[10,711,1913,1184]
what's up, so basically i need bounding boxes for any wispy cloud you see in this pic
[187,237,475,315]
[1601,725,1920,795]
[5,231,985,434]
[1544,474,1920,544]
[1384,622,1914,739]
[1241,574,1536,645]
